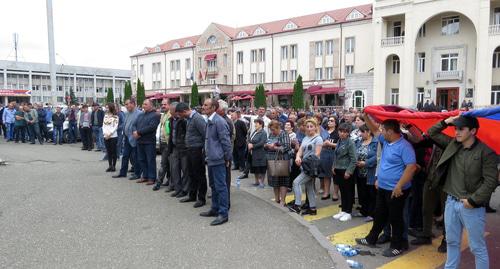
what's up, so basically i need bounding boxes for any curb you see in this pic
[236,186,350,269]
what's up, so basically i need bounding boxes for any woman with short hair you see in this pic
[265,120,291,205]
[248,118,268,188]
[103,103,119,172]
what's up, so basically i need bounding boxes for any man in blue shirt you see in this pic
[356,116,417,257]
[2,102,16,141]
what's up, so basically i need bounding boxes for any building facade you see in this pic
[0,60,131,105]
[131,4,374,108]
[132,0,500,109]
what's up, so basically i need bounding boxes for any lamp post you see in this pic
[46,0,57,105]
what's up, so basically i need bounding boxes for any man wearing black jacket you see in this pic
[91,104,105,151]
[168,104,189,198]
[133,99,160,185]
[232,111,247,172]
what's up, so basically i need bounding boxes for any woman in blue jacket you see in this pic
[354,124,378,222]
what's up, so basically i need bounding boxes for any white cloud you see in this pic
[0,0,371,69]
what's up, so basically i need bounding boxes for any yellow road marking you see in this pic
[304,205,341,222]
[327,222,374,246]
[378,232,490,269]
[272,194,305,204]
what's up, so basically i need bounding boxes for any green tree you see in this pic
[136,79,145,106]
[190,82,199,107]
[124,81,132,102]
[69,88,77,104]
[254,84,266,108]
[292,75,304,110]
[106,88,114,104]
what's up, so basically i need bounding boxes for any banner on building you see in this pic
[0,89,32,96]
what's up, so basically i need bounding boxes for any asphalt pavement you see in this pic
[0,140,334,269]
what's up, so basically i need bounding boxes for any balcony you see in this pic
[207,67,218,75]
[433,70,463,82]
[381,36,404,47]
[489,24,500,35]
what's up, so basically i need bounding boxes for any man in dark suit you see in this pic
[231,110,247,172]
[217,100,235,208]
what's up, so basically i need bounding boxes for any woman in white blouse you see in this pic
[102,103,119,172]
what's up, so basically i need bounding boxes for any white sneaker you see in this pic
[333,211,346,220]
[339,213,352,222]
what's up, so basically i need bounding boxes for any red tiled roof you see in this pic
[133,4,372,56]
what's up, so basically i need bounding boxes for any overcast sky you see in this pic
[0,0,371,70]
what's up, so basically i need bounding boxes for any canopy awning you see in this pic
[229,90,255,96]
[204,54,217,61]
[268,88,293,96]
[307,86,344,95]
[147,93,180,100]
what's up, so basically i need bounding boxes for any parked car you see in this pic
[47,120,81,143]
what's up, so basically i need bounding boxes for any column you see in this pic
[112,76,116,103]
[3,69,7,89]
[475,1,492,107]
[372,18,386,105]
[93,74,97,102]
[73,73,77,102]
[400,13,416,107]
[29,70,33,102]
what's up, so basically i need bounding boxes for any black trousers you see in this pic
[80,127,92,149]
[409,172,425,230]
[39,122,48,141]
[14,126,26,142]
[233,145,246,170]
[226,161,231,208]
[335,169,355,214]
[366,188,410,250]
[356,173,370,216]
[104,137,118,168]
[187,147,207,202]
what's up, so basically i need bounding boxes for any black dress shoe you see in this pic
[180,197,196,203]
[105,167,113,172]
[200,210,218,217]
[112,174,126,178]
[193,201,206,208]
[170,191,180,197]
[152,185,161,191]
[411,236,432,245]
[176,191,187,198]
[129,176,140,180]
[210,216,228,226]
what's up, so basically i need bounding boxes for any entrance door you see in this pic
[436,88,459,111]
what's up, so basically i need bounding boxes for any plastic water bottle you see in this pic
[346,260,363,269]
[236,177,241,189]
[335,244,351,252]
[341,248,358,257]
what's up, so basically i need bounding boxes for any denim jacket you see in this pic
[355,136,379,185]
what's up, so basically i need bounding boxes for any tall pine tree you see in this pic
[254,84,266,108]
[292,75,304,110]
[136,79,145,106]
[106,88,114,104]
[190,82,199,108]
[69,88,77,104]
[124,81,132,101]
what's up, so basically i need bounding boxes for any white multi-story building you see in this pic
[0,60,130,105]
[131,4,374,108]
[132,0,500,109]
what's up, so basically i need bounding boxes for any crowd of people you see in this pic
[1,98,498,268]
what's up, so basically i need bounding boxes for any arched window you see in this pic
[207,35,217,45]
[253,27,266,35]
[236,31,248,38]
[154,46,161,52]
[346,9,364,21]
[319,15,334,25]
[352,90,365,108]
[185,41,193,47]
[283,21,298,31]
[172,43,180,49]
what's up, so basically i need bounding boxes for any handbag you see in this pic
[267,151,290,177]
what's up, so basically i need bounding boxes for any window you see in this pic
[170,80,175,88]
[224,75,228,84]
[346,9,363,21]
[258,49,265,62]
[315,68,323,80]
[237,51,244,64]
[441,53,458,71]
[176,60,181,71]
[392,56,400,74]
[290,45,298,59]
[281,70,288,82]
[186,79,191,86]
[208,78,216,85]
[345,37,355,53]
[492,85,500,105]
[442,16,460,35]
[170,61,175,71]
[237,31,248,38]
[345,65,354,75]
[418,24,426,38]
[319,15,334,25]
[417,53,425,73]
[393,21,402,37]
[185,40,193,47]
[185,59,191,70]
[139,65,144,76]
[223,54,228,67]
[283,21,298,31]
[495,8,500,25]
[251,73,257,84]
[207,60,217,71]
[417,88,424,105]
[315,41,323,56]
[207,35,217,44]
[172,43,180,49]
[290,70,297,81]
[251,49,258,63]
[254,27,265,35]
[352,90,365,108]
[325,40,334,55]
[237,74,243,85]
[281,46,288,60]
[258,72,265,83]
[325,67,333,80]
[198,57,202,69]
[391,88,399,105]
[493,48,500,68]
[176,79,181,87]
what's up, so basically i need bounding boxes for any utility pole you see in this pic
[13,33,18,62]
[46,0,57,105]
